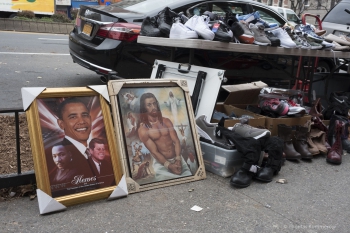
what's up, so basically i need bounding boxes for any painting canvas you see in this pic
[25,87,123,206]
[108,79,206,193]
[38,96,115,197]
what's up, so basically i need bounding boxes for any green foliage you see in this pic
[38,17,53,22]
[17,10,35,19]
[51,12,72,23]
[12,11,74,24]
[70,8,79,20]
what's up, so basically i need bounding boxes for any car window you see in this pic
[277,8,284,15]
[251,5,286,25]
[323,2,350,24]
[123,0,190,14]
[187,2,252,18]
[286,10,299,23]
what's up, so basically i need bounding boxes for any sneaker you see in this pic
[156,7,178,37]
[321,40,335,50]
[210,20,233,42]
[297,24,324,43]
[284,27,302,48]
[185,15,215,40]
[140,16,163,37]
[314,28,327,36]
[259,98,289,116]
[257,18,278,31]
[178,12,189,24]
[332,41,350,51]
[270,27,297,48]
[329,91,350,106]
[293,34,312,49]
[281,100,306,116]
[228,123,271,139]
[303,34,323,50]
[249,23,271,46]
[203,11,217,20]
[196,115,229,145]
[325,33,350,46]
[226,15,244,37]
[265,31,281,46]
[237,20,255,44]
[236,11,260,23]
[170,21,198,39]
[339,34,350,42]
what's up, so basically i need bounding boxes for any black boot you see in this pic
[223,133,261,188]
[230,163,258,188]
[255,137,284,182]
[156,7,178,37]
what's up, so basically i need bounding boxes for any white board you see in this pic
[150,59,224,119]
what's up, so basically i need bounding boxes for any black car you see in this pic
[69,0,335,84]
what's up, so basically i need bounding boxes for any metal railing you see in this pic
[0,108,36,189]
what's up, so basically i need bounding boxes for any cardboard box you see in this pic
[265,115,312,136]
[201,141,244,178]
[221,81,268,109]
[211,104,266,128]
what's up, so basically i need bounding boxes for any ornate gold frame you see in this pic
[108,79,206,194]
[26,87,123,206]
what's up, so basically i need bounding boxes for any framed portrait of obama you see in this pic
[24,87,123,207]
[108,79,206,193]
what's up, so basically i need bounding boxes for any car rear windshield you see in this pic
[112,0,146,8]
[323,1,350,24]
[112,0,179,14]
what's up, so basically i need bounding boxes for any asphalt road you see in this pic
[1,31,350,233]
[0,31,102,109]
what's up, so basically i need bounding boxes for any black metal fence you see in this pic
[0,109,36,189]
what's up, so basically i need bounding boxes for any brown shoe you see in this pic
[309,98,323,119]
[304,120,320,155]
[311,116,331,151]
[327,120,344,165]
[293,125,313,159]
[278,124,301,160]
[310,128,328,154]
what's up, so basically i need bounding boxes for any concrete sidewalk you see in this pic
[1,153,348,233]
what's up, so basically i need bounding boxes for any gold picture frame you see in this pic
[25,87,123,207]
[108,79,206,193]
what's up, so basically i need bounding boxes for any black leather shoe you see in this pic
[225,14,244,37]
[210,20,233,42]
[140,16,163,37]
[265,31,281,46]
[230,168,255,188]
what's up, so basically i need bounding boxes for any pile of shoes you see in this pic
[257,93,306,118]
[140,7,350,51]
[276,121,328,161]
[196,114,286,188]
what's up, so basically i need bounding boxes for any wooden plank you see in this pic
[137,36,350,59]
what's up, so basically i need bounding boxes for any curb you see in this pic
[0,18,73,34]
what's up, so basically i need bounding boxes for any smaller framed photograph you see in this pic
[25,87,123,207]
[108,79,206,193]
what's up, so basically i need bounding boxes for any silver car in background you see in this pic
[322,0,350,36]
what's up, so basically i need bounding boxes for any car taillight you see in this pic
[75,17,81,27]
[96,23,141,42]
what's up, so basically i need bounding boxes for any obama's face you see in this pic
[58,102,91,146]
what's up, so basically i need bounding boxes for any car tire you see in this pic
[315,60,331,73]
